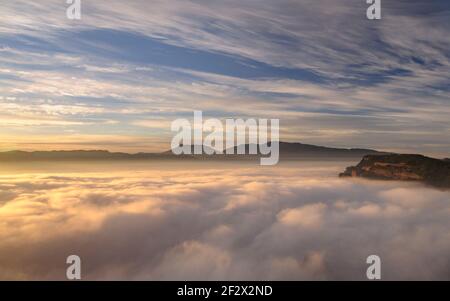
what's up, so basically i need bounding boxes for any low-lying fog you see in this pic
[0,160,449,280]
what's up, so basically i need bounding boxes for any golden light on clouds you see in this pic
[0,161,449,280]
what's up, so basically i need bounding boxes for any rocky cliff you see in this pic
[339,154,450,188]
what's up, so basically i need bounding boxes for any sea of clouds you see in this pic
[0,163,449,280]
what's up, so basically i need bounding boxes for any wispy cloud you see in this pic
[0,1,449,155]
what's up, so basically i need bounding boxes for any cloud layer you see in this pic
[0,161,449,280]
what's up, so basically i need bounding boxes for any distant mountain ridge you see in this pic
[0,150,166,161]
[0,142,386,162]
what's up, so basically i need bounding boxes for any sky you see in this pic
[0,0,449,156]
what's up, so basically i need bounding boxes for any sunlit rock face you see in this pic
[340,154,450,188]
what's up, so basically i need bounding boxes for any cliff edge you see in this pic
[339,154,450,188]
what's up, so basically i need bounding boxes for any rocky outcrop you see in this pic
[340,154,450,188]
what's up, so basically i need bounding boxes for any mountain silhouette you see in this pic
[0,142,386,162]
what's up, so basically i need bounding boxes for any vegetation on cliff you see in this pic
[340,154,450,188]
